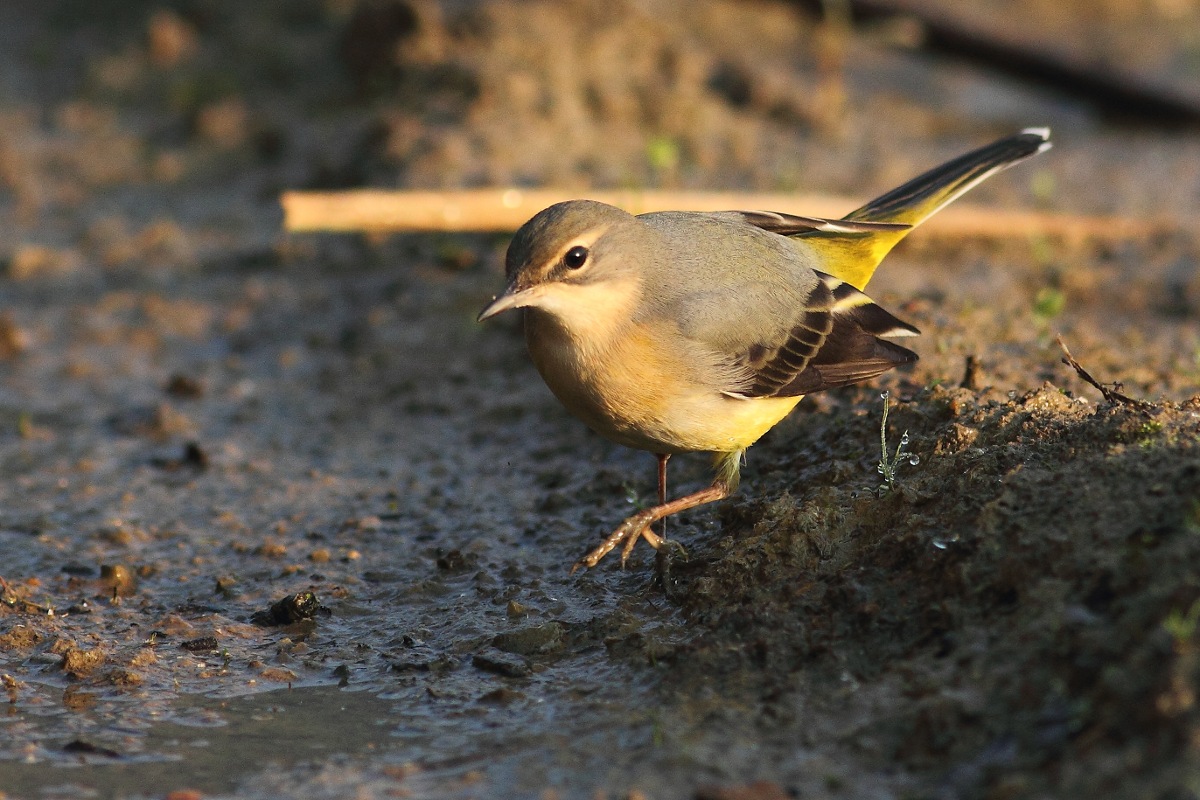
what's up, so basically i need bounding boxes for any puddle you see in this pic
[0,673,755,799]
[2,685,392,798]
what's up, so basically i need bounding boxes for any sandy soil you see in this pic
[1,1,1199,798]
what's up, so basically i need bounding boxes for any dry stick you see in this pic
[0,575,53,615]
[1056,335,1153,410]
[0,574,18,605]
[960,354,981,391]
[281,188,1171,239]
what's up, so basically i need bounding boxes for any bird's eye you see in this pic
[562,246,589,270]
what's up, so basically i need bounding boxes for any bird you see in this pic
[478,128,1051,572]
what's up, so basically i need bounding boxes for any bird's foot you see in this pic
[570,481,729,574]
[571,510,664,573]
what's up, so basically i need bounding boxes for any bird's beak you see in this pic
[477,284,538,322]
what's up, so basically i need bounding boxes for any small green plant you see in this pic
[645,135,680,175]
[877,391,918,492]
[1029,233,1057,267]
[1033,286,1066,321]
[1030,168,1057,204]
[650,712,666,747]
[1136,419,1164,447]
[1163,598,1200,645]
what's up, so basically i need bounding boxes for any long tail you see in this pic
[805,128,1052,289]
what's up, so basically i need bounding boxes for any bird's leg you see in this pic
[570,480,731,573]
[655,453,671,537]
[654,452,676,584]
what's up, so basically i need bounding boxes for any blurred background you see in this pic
[7,0,1200,390]
[4,0,1199,253]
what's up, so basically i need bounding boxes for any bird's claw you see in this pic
[571,510,661,573]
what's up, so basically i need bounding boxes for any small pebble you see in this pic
[472,649,531,678]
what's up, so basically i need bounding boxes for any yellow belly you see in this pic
[685,392,805,451]
[525,312,803,455]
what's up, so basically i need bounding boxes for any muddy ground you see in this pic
[1,1,1200,798]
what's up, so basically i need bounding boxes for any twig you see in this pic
[960,354,981,390]
[1056,335,1153,409]
[281,187,1172,239]
[0,575,54,616]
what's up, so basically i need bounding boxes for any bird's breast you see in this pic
[524,311,801,454]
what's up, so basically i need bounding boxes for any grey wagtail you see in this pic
[479,128,1051,572]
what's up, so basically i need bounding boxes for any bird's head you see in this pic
[477,200,648,329]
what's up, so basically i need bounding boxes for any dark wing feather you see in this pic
[737,272,918,399]
[779,330,918,396]
[742,279,835,397]
[729,210,911,238]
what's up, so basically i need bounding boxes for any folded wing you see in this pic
[730,272,918,399]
